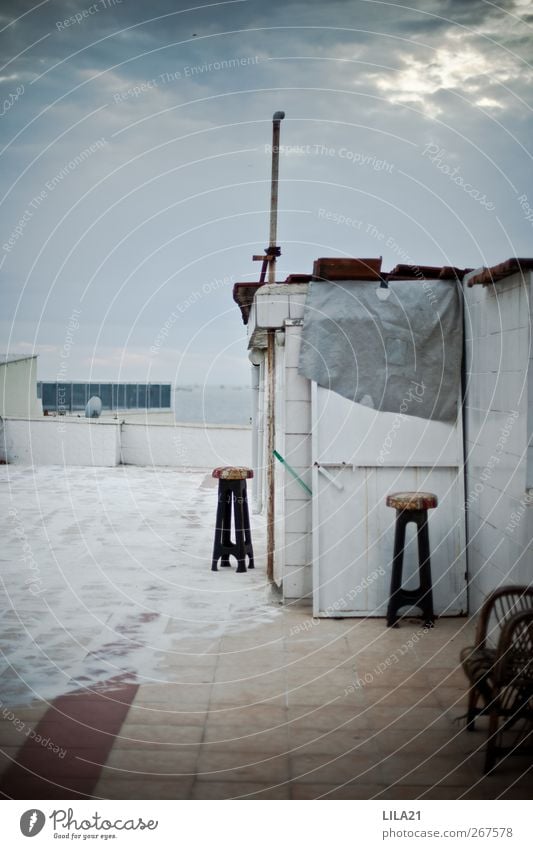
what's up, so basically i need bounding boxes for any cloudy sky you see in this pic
[1,0,532,384]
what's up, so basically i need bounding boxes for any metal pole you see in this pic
[268,111,285,284]
[250,359,260,512]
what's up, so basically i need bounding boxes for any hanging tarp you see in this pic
[298,278,463,423]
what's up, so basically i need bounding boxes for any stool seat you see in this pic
[386,491,438,511]
[212,466,254,480]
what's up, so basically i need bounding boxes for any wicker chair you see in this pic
[460,585,533,773]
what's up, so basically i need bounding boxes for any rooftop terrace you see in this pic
[1,466,531,799]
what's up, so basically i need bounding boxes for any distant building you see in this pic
[0,354,42,418]
[37,381,172,414]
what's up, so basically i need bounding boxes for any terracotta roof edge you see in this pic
[465,257,533,287]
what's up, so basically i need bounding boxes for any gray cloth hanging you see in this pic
[298,278,462,422]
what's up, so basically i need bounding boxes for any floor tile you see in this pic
[362,685,440,710]
[0,747,19,777]
[205,704,287,731]
[203,725,289,753]
[375,784,469,800]
[102,747,200,776]
[114,723,203,748]
[124,705,208,726]
[290,752,383,785]
[133,683,211,708]
[380,753,477,787]
[291,782,385,800]
[209,675,287,708]
[0,722,37,748]
[94,777,194,799]
[196,750,290,784]
[287,704,368,730]
[288,726,374,757]
[191,780,290,799]
[364,705,453,732]
[1,774,99,799]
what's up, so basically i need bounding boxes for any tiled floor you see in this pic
[1,466,532,799]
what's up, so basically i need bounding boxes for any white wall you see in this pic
[1,418,251,469]
[249,283,312,596]
[1,417,120,466]
[258,287,312,600]
[120,422,251,468]
[464,270,533,614]
[0,357,42,418]
[99,410,175,424]
[280,323,313,600]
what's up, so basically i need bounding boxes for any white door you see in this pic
[311,383,467,617]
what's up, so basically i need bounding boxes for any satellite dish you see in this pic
[85,396,102,418]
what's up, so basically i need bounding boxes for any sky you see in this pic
[1,0,533,384]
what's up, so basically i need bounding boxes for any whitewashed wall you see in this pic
[120,422,251,468]
[1,417,120,466]
[463,270,533,615]
[1,418,251,469]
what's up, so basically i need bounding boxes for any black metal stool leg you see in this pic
[220,486,233,567]
[416,515,434,626]
[387,509,407,627]
[211,482,226,571]
[234,481,247,573]
[242,482,254,568]
[212,481,236,570]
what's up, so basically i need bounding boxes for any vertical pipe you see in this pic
[256,355,265,514]
[268,111,285,285]
[266,330,276,581]
[250,361,260,511]
[249,349,265,514]
[460,284,470,614]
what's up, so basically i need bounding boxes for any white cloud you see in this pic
[476,96,505,110]
[373,37,529,116]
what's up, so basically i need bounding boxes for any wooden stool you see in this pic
[211,467,254,573]
[385,491,438,627]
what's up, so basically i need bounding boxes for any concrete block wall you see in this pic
[464,270,533,614]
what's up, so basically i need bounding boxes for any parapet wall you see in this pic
[0,417,251,469]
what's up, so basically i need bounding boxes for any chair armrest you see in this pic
[473,585,533,650]
[494,610,533,687]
